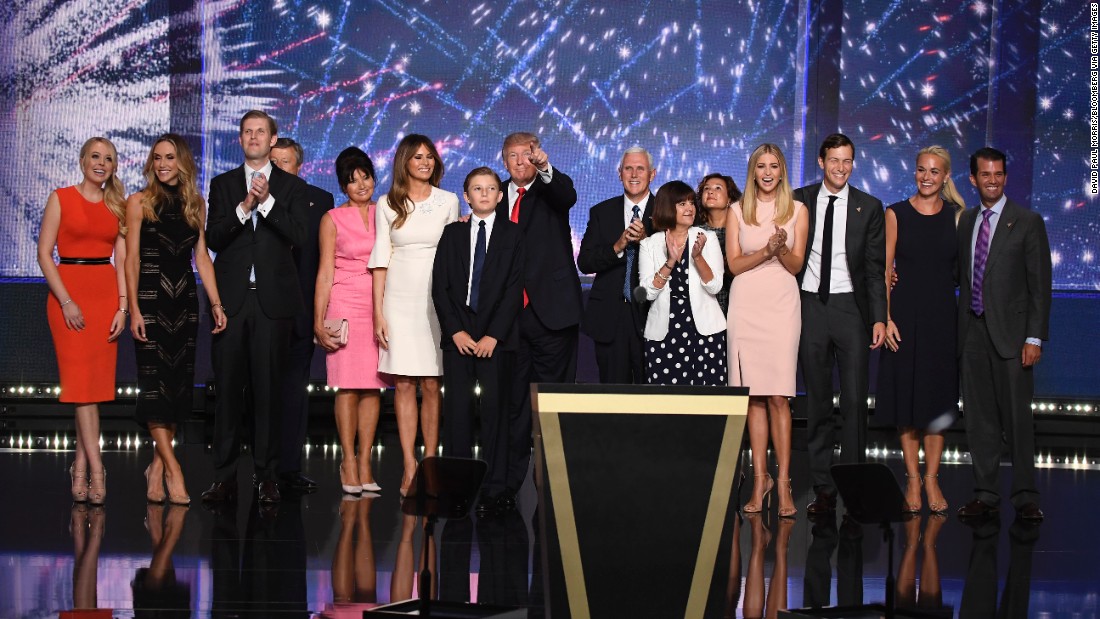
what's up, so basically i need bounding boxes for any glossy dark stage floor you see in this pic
[3,433,1099,618]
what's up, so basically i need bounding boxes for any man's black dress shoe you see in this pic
[201,481,238,503]
[957,498,999,519]
[279,472,318,492]
[1015,502,1044,522]
[495,491,517,512]
[256,479,282,504]
[806,491,837,515]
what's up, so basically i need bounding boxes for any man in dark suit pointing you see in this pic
[578,146,655,384]
[202,110,307,505]
[794,133,887,514]
[495,132,581,510]
[956,147,1051,523]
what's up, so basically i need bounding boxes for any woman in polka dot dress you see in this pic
[638,181,727,386]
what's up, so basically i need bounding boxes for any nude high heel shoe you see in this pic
[70,463,88,503]
[88,470,107,506]
[742,474,774,514]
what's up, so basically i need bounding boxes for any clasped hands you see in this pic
[240,173,271,214]
[614,219,647,253]
[452,331,498,357]
[766,225,788,257]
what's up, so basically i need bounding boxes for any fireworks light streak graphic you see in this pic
[0,0,1092,288]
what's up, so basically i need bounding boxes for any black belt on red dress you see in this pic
[59,257,111,265]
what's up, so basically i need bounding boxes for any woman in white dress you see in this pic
[369,134,459,495]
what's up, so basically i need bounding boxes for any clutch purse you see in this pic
[315,318,349,347]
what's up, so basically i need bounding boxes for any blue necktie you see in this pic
[249,171,262,284]
[623,205,641,300]
[470,220,486,312]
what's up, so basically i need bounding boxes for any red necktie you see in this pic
[512,187,528,307]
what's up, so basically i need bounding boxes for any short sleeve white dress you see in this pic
[368,185,459,376]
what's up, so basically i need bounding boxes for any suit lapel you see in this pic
[803,183,822,250]
[984,200,1018,274]
[458,220,472,284]
[844,188,865,258]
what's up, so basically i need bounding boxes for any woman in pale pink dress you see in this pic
[726,143,809,518]
[315,147,389,495]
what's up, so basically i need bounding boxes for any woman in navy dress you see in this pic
[877,145,965,514]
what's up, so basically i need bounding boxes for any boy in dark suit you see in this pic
[432,167,525,516]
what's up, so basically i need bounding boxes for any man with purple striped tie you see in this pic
[956,147,1051,523]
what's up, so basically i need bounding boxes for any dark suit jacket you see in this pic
[794,182,888,330]
[291,183,334,338]
[206,164,308,318]
[495,168,582,331]
[956,198,1051,359]
[432,217,525,351]
[577,193,654,342]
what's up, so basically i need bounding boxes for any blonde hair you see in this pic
[79,137,127,234]
[386,134,443,229]
[741,143,794,226]
[139,134,204,230]
[917,145,965,217]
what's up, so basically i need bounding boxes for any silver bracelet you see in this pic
[655,270,671,281]
[60,298,73,307]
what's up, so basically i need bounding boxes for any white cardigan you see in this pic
[639,227,725,341]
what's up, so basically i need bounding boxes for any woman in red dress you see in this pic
[39,137,129,505]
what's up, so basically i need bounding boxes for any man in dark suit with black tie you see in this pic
[433,167,525,516]
[202,110,307,505]
[794,133,887,514]
[495,132,582,510]
[577,146,655,384]
[955,147,1051,523]
[269,137,334,493]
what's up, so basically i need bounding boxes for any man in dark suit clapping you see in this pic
[577,146,656,384]
[956,147,1051,523]
[433,167,525,516]
[202,110,307,505]
[270,137,334,493]
[495,132,582,510]
[794,133,888,514]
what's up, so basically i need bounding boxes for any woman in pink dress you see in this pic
[726,143,809,517]
[315,147,388,495]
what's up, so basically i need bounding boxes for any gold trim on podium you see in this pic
[535,386,749,619]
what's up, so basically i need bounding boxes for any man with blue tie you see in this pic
[577,146,656,384]
[202,110,307,505]
[432,167,525,516]
[956,147,1051,522]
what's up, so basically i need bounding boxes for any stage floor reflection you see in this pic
[2,432,1098,618]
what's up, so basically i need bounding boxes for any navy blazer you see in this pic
[495,168,582,331]
[956,198,1051,359]
[577,193,654,341]
[794,182,887,330]
[432,217,526,351]
[206,164,308,318]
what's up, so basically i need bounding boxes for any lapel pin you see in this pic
[1006,221,1014,228]
[856,207,862,213]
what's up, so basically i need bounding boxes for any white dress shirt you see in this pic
[235,160,276,224]
[466,211,497,306]
[616,193,650,258]
[801,184,853,294]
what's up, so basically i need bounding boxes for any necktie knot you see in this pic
[517,187,526,197]
[981,208,994,220]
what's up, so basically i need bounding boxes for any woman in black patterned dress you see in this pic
[125,134,227,505]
